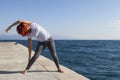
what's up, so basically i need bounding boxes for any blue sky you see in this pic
[1,0,120,40]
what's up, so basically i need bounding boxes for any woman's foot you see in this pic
[57,68,63,73]
[22,69,28,74]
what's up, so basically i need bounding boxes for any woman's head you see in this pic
[16,22,31,37]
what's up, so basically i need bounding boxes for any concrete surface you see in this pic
[0,42,89,80]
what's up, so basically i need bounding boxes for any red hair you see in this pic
[17,22,30,36]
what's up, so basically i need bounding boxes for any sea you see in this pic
[1,40,120,80]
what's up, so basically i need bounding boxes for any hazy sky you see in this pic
[1,0,120,40]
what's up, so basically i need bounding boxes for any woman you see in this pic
[5,20,63,74]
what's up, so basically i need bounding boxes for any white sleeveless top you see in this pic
[28,22,51,42]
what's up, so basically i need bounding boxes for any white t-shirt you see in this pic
[28,22,51,42]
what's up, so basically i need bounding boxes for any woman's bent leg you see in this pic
[47,38,60,69]
[26,42,44,70]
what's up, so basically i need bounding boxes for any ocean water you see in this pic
[1,40,120,80]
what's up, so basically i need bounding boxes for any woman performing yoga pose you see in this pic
[5,20,63,74]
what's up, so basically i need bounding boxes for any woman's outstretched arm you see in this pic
[5,20,21,32]
[5,20,31,32]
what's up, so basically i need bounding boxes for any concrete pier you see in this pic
[0,42,89,80]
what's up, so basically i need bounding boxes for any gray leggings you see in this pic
[26,37,60,70]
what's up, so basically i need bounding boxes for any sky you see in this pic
[1,0,120,40]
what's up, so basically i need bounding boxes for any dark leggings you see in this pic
[26,37,60,70]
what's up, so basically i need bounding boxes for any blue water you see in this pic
[1,40,120,80]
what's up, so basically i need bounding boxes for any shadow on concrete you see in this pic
[0,70,57,74]
[0,71,21,74]
[28,70,57,73]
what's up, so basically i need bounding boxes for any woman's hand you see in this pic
[5,27,11,32]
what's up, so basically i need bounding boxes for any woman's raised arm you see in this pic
[5,20,31,32]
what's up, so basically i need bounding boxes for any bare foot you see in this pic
[22,69,28,74]
[57,68,63,73]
